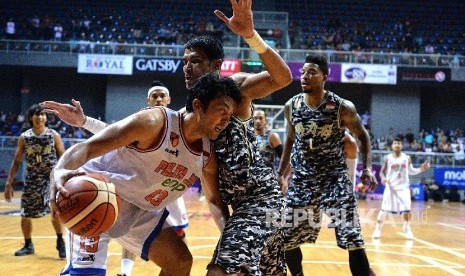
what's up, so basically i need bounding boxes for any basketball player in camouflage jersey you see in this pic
[187,1,292,273]
[4,104,66,258]
[253,109,283,172]
[277,54,377,276]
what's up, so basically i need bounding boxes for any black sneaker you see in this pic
[15,244,34,256]
[57,239,66,259]
[116,274,127,276]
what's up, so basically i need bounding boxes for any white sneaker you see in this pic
[372,227,381,239]
[403,225,414,240]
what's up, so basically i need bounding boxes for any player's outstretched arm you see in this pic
[41,99,107,134]
[50,108,165,213]
[215,0,292,102]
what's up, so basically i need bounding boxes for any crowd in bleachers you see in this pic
[1,0,464,58]
[259,107,465,157]
[0,111,91,148]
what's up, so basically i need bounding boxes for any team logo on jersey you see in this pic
[323,101,336,112]
[170,132,179,147]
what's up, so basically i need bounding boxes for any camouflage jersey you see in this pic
[21,127,59,192]
[287,92,353,207]
[213,114,284,211]
[256,129,278,171]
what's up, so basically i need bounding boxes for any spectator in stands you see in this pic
[53,21,64,41]
[405,128,415,144]
[5,17,16,39]
[386,127,395,147]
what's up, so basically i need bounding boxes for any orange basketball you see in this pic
[56,173,121,237]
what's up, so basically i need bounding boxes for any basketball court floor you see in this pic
[1,189,464,276]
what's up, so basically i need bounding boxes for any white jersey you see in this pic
[383,152,410,189]
[82,107,212,211]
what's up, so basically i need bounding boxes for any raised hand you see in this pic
[214,0,255,38]
[40,99,86,127]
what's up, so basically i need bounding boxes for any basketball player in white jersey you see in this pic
[372,137,429,239]
[49,74,241,276]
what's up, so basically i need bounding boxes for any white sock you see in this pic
[376,210,385,228]
[121,258,135,276]
[346,157,357,187]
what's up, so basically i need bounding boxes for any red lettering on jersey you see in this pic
[171,165,188,180]
[183,173,199,188]
[154,160,169,173]
[79,235,99,253]
[145,189,169,206]
[154,160,190,179]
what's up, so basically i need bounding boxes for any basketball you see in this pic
[56,173,121,237]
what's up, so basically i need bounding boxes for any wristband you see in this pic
[244,30,268,54]
[362,168,372,173]
[81,116,107,134]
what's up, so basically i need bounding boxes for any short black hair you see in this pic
[151,80,166,88]
[185,35,224,61]
[393,137,403,142]
[305,54,329,76]
[186,73,241,113]
[26,104,45,125]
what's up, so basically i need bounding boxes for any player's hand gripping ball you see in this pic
[56,173,121,237]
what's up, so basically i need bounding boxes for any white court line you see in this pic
[397,232,465,259]
[415,255,465,276]
[438,222,465,231]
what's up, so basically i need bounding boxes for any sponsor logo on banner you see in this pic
[78,54,133,75]
[434,167,465,187]
[397,67,450,84]
[221,58,241,77]
[134,58,182,73]
[341,64,397,84]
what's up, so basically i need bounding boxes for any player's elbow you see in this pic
[275,69,293,88]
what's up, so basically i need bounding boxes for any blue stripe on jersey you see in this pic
[60,265,106,276]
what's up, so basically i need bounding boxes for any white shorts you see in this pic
[381,185,411,213]
[165,197,189,230]
[60,200,170,276]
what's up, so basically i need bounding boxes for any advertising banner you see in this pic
[133,57,182,74]
[341,64,397,84]
[288,62,341,82]
[220,58,241,77]
[397,67,450,84]
[78,54,133,75]
[434,167,465,188]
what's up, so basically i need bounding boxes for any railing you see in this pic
[1,39,464,67]
[0,136,462,168]
[0,136,85,150]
